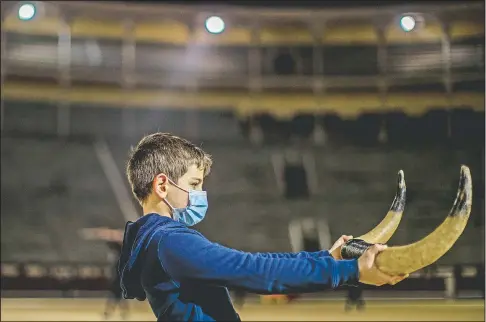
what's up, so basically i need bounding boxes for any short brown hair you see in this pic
[127,133,212,203]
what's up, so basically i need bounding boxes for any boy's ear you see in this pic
[152,173,169,199]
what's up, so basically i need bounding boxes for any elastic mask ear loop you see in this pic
[167,178,189,193]
[163,178,188,220]
[163,197,175,212]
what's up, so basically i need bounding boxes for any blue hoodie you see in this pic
[118,214,359,321]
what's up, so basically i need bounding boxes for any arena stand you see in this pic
[1,112,484,298]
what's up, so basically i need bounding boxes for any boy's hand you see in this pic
[357,244,409,286]
[329,235,353,260]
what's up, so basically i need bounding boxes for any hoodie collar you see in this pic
[118,214,173,300]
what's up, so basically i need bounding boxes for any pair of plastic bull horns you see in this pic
[340,166,473,276]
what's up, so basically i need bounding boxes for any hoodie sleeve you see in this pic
[255,250,331,259]
[158,230,359,294]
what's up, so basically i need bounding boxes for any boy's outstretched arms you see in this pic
[158,230,359,294]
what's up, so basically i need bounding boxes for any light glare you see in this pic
[18,3,36,21]
[205,16,225,34]
[400,16,416,32]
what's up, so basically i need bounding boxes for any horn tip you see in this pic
[449,165,472,217]
[391,169,406,212]
[459,165,472,190]
[397,170,406,188]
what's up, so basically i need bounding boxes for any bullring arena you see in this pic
[1,297,484,321]
[1,1,485,322]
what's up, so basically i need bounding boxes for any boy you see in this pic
[118,133,407,321]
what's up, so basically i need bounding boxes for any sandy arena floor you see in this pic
[1,298,484,321]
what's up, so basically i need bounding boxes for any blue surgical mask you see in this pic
[164,179,208,226]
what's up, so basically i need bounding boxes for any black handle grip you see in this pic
[340,239,374,259]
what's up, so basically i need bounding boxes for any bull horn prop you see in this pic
[342,166,472,276]
[341,170,406,259]
[358,170,406,244]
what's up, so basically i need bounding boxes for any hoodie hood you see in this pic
[118,214,172,301]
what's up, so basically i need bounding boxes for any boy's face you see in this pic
[164,164,205,209]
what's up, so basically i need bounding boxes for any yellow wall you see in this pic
[3,15,63,36]
[385,22,443,44]
[259,27,314,45]
[70,19,125,39]
[134,21,190,45]
[4,12,482,45]
[450,21,485,40]
[323,24,378,45]
[3,81,483,120]
[193,27,252,46]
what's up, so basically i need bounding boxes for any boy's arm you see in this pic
[255,251,331,259]
[158,230,358,294]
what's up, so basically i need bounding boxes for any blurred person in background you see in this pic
[117,132,407,321]
[289,218,323,304]
[453,264,462,298]
[80,227,129,320]
[478,263,485,299]
[231,288,247,309]
[343,230,365,310]
[298,219,366,311]
[345,283,365,311]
